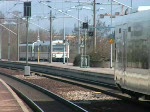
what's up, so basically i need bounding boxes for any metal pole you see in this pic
[37,18,40,63]
[111,0,112,25]
[17,18,20,61]
[131,0,132,13]
[0,28,1,60]
[84,30,86,57]
[81,45,83,67]
[93,0,96,52]
[66,42,69,65]
[38,43,40,63]
[78,0,80,54]
[49,10,52,63]
[84,29,87,66]
[110,0,113,68]
[26,18,28,63]
[8,24,10,61]
[63,16,66,64]
[24,17,30,76]
[110,43,112,68]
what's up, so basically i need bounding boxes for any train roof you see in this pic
[133,6,150,12]
[33,40,64,46]
[115,9,150,26]
[19,40,64,46]
[19,43,32,46]
[53,40,63,44]
[20,42,33,44]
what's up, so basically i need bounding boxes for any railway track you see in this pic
[0,72,88,112]
[0,63,149,112]
[0,61,115,89]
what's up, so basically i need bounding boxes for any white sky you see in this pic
[0,0,150,33]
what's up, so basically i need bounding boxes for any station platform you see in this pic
[28,62,114,75]
[0,79,30,112]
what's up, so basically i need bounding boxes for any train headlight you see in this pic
[52,54,56,57]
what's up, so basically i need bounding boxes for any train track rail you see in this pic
[0,61,116,89]
[0,72,88,112]
[0,66,149,112]
[0,61,149,112]
[0,61,148,101]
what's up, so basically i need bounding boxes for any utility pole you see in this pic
[63,16,66,64]
[17,18,20,61]
[37,17,40,63]
[49,10,52,63]
[84,29,86,61]
[8,24,10,61]
[93,0,96,52]
[110,0,113,68]
[0,27,1,60]
[78,0,80,54]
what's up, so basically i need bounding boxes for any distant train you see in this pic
[19,40,69,62]
[114,10,150,100]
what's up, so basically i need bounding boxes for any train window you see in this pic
[34,46,38,52]
[29,46,33,52]
[131,22,143,37]
[53,45,64,52]
[39,46,41,52]
[20,47,22,51]
[119,28,121,33]
[53,48,64,52]
[42,45,48,52]
[128,27,131,32]
[40,46,46,52]
[22,46,26,52]
[40,46,43,52]
[127,39,149,69]
[28,46,31,52]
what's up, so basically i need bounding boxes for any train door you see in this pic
[121,24,127,86]
[115,24,127,86]
[122,29,127,72]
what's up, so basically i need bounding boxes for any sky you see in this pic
[0,0,150,34]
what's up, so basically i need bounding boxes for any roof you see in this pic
[138,6,150,11]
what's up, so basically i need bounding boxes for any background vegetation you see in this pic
[0,11,114,67]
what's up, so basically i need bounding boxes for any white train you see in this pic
[19,40,69,62]
[115,10,150,100]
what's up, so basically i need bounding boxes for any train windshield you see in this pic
[53,48,64,52]
[53,45,64,52]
